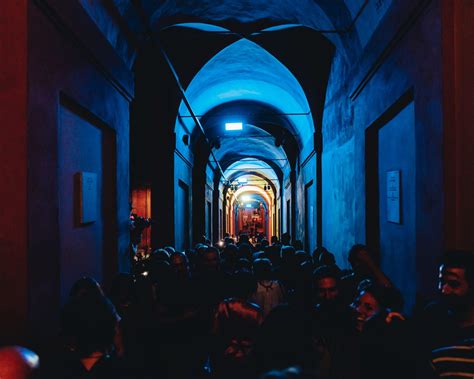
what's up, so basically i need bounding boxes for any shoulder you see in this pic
[432,338,474,378]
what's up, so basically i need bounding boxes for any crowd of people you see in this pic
[2,234,473,379]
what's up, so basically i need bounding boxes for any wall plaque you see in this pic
[78,172,97,224]
[387,170,401,223]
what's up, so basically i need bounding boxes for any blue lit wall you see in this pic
[321,0,444,307]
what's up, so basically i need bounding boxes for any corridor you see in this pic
[0,1,473,378]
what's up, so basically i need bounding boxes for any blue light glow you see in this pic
[246,203,252,208]
[163,23,231,33]
[225,122,243,131]
[175,39,315,148]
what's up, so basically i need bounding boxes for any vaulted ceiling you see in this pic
[81,0,392,187]
[80,0,373,68]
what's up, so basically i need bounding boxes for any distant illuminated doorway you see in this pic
[233,192,270,242]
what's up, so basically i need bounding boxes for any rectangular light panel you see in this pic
[225,122,243,131]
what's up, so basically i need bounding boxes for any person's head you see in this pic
[163,246,176,256]
[69,277,104,299]
[239,234,250,245]
[313,246,328,261]
[199,246,220,273]
[293,240,304,251]
[271,235,279,245]
[350,281,388,331]
[238,243,253,261]
[0,346,40,379]
[222,243,238,263]
[438,251,474,311]
[319,251,336,266]
[61,295,119,357]
[348,244,375,276]
[281,233,291,246]
[295,250,310,266]
[265,245,282,267]
[170,251,190,279]
[236,258,252,272]
[230,269,257,299]
[108,273,136,308]
[281,245,296,266]
[224,236,235,246]
[147,258,173,293]
[254,258,273,280]
[151,248,171,263]
[313,265,340,303]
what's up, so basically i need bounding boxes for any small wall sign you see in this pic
[78,172,97,224]
[387,170,401,223]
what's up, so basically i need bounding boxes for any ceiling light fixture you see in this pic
[225,122,243,131]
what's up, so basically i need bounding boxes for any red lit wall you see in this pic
[0,0,28,344]
[443,0,474,251]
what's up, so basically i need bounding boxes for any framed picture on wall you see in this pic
[387,170,401,223]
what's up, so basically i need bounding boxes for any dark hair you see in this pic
[293,240,304,251]
[356,280,389,308]
[231,269,257,299]
[170,251,189,263]
[281,232,291,245]
[281,245,296,258]
[222,244,238,261]
[313,265,340,283]
[108,272,136,308]
[148,259,172,285]
[236,258,252,272]
[440,250,474,288]
[205,246,220,256]
[238,243,253,261]
[348,244,368,264]
[319,251,336,266]
[254,258,273,280]
[265,245,282,267]
[313,246,328,257]
[69,277,103,299]
[61,295,118,357]
[356,280,404,311]
[239,234,250,244]
[163,246,175,255]
[295,250,310,265]
[151,248,171,263]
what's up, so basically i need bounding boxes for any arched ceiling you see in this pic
[224,159,280,181]
[79,0,370,68]
[222,158,281,195]
[214,135,288,172]
[148,0,359,55]
[79,0,395,71]
[176,38,315,147]
[230,185,273,211]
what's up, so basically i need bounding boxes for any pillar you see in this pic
[443,0,474,251]
[0,0,28,344]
